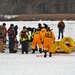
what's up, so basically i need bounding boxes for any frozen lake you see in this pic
[0,20,75,40]
[0,20,75,75]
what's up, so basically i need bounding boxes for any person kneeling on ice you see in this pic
[19,26,30,54]
[43,27,55,58]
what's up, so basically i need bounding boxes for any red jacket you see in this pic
[58,22,65,29]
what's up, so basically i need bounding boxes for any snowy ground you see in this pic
[0,20,75,75]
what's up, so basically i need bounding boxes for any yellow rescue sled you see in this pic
[52,37,75,54]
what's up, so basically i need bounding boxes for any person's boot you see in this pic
[39,48,42,53]
[49,52,52,57]
[26,50,28,54]
[32,49,35,54]
[44,50,47,58]
[35,45,38,51]
[22,51,24,54]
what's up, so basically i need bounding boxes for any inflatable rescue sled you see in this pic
[52,37,75,54]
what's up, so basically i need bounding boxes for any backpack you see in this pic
[21,31,28,38]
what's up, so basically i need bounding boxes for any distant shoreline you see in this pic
[0,14,75,21]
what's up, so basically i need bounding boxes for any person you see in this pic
[14,25,18,53]
[2,23,7,44]
[40,23,48,44]
[19,26,30,54]
[57,20,65,39]
[33,23,42,51]
[8,24,16,53]
[43,27,55,58]
[32,28,42,53]
[37,23,42,31]
[47,27,55,42]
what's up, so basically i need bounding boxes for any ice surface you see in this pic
[0,20,75,75]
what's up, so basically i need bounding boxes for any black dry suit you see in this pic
[8,26,15,53]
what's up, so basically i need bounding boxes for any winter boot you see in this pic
[35,45,38,51]
[32,49,35,54]
[39,48,42,53]
[22,51,24,54]
[44,50,47,58]
[26,52,28,54]
[49,52,52,57]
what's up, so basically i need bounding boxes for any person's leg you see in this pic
[24,40,28,54]
[22,41,25,54]
[9,41,12,53]
[35,44,38,51]
[11,40,15,53]
[38,43,42,53]
[44,50,46,57]
[49,52,52,57]
[9,38,14,53]
[62,30,64,39]
[58,29,60,39]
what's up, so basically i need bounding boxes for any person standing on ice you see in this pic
[43,27,55,58]
[19,26,30,54]
[8,24,16,53]
[31,28,43,53]
[34,23,42,51]
[2,23,8,44]
[57,20,65,39]
[14,25,18,53]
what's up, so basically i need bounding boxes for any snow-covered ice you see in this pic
[0,20,75,75]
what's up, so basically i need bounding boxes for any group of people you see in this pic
[0,23,18,53]
[19,20,65,58]
[0,20,65,58]
[8,24,18,53]
[31,23,55,57]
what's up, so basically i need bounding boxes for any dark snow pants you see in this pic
[22,40,28,54]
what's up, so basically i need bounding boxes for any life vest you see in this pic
[21,31,28,38]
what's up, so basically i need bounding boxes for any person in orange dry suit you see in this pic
[43,27,56,58]
[32,28,42,53]
[40,23,48,46]
[40,27,46,44]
